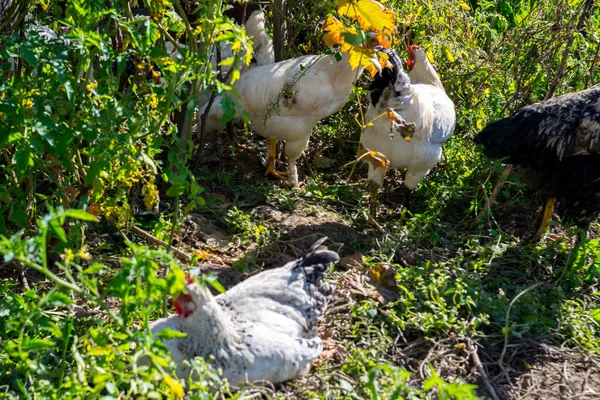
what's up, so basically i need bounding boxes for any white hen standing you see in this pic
[149,237,339,386]
[362,46,456,220]
[198,49,376,187]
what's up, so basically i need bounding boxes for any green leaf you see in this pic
[204,275,226,294]
[219,95,237,124]
[10,205,28,228]
[21,48,38,66]
[591,307,600,322]
[14,146,35,177]
[342,32,363,46]
[157,328,188,339]
[49,219,67,243]
[22,338,56,351]
[142,19,160,49]
[166,183,187,197]
[47,292,74,306]
[83,263,104,274]
[64,209,99,222]
[0,131,22,147]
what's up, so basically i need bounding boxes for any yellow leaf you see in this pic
[219,57,235,67]
[376,31,392,49]
[230,69,241,84]
[322,14,388,75]
[194,249,211,260]
[476,119,485,131]
[442,46,454,63]
[358,147,389,170]
[88,345,112,356]
[459,1,471,11]
[426,48,435,64]
[321,15,346,48]
[163,375,184,399]
[338,0,396,35]
[347,46,386,77]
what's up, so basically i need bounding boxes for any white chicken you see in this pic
[198,47,379,187]
[361,46,456,221]
[148,237,339,386]
[243,10,275,69]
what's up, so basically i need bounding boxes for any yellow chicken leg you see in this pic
[264,138,288,180]
[531,197,557,242]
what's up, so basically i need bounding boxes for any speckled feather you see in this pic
[476,84,600,165]
[149,237,339,386]
[474,83,600,230]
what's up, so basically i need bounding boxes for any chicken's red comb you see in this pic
[185,273,195,284]
[408,45,421,51]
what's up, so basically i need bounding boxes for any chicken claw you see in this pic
[265,166,289,180]
[265,138,289,181]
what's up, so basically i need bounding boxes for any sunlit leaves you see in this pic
[338,0,395,32]
[163,375,184,399]
[442,45,455,62]
[458,1,471,11]
[322,0,395,76]
[338,0,396,47]
[322,15,389,77]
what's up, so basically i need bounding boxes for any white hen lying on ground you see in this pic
[148,237,339,386]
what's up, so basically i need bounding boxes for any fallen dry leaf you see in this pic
[338,251,365,270]
[313,330,347,366]
[358,147,389,171]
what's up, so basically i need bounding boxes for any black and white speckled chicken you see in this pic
[362,46,455,221]
[474,83,600,242]
[149,237,339,386]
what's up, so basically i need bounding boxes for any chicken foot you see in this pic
[264,138,289,180]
